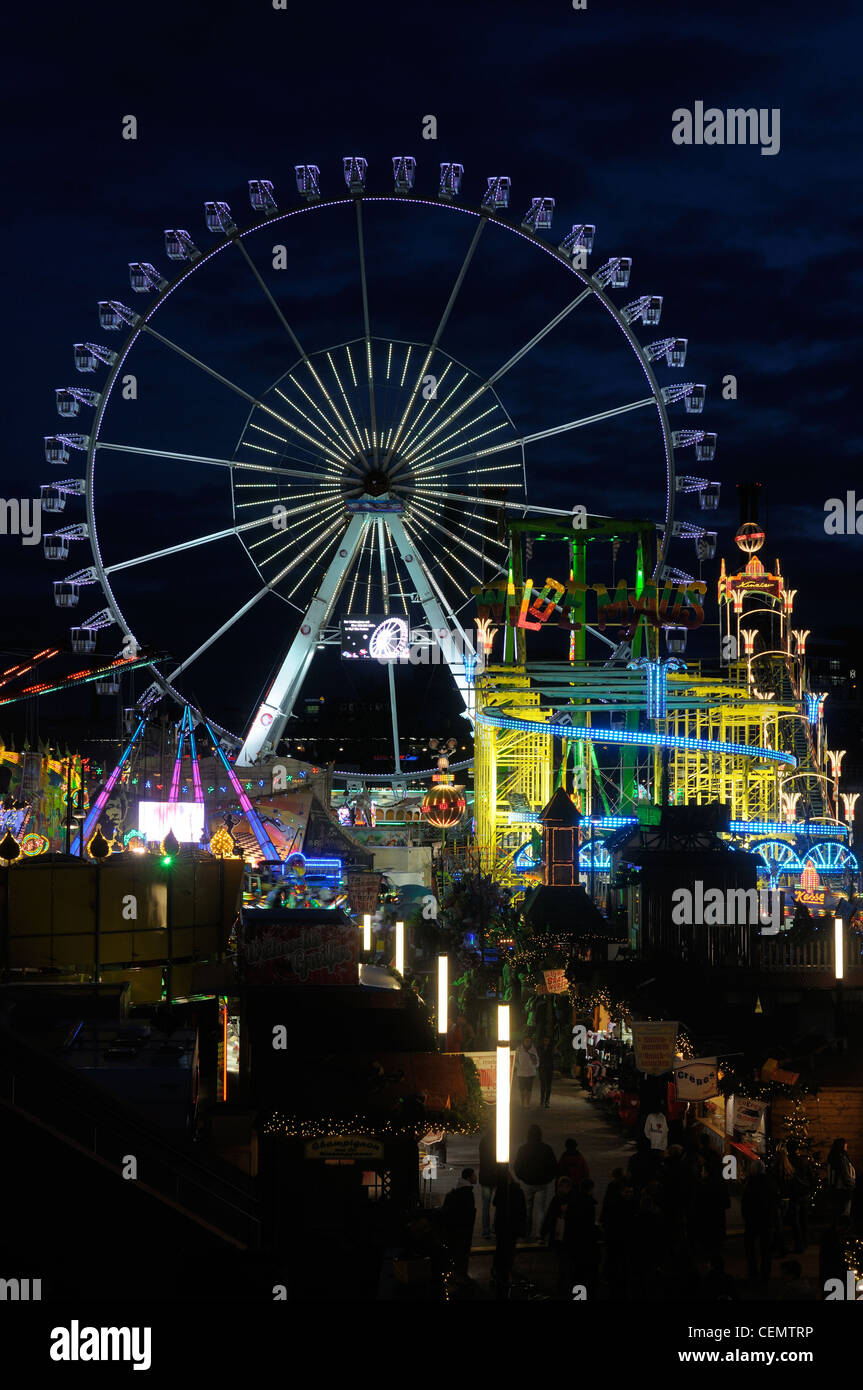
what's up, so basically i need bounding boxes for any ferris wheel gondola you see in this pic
[41,156,716,770]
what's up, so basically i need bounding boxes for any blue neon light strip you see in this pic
[729,821,849,839]
[479,710,797,767]
[302,858,343,872]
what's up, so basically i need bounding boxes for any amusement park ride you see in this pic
[16,154,856,923]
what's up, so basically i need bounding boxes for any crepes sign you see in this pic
[674,1057,719,1100]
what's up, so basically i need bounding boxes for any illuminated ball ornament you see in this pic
[734,521,765,555]
[421,738,466,830]
[209,826,238,858]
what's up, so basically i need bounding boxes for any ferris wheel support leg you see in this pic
[386,513,475,722]
[237,513,368,764]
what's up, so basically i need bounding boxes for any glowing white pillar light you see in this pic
[362,913,371,952]
[834,916,844,980]
[496,1004,510,1163]
[437,954,448,1035]
[395,920,405,976]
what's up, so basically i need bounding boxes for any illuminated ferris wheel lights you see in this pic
[593,257,632,289]
[98,301,139,331]
[164,228,200,262]
[438,163,463,200]
[248,179,278,215]
[55,387,100,417]
[44,437,70,465]
[558,223,596,257]
[129,262,168,294]
[622,295,662,327]
[392,156,416,193]
[204,201,236,235]
[295,165,321,202]
[343,157,368,193]
[74,342,117,372]
[483,176,511,210]
[522,197,555,234]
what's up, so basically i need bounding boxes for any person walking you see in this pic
[492,1169,528,1298]
[537,1034,555,1109]
[558,1137,590,1190]
[515,1035,539,1108]
[643,1106,669,1153]
[477,1129,498,1239]
[513,1123,559,1238]
[826,1137,856,1220]
[441,1168,477,1281]
[541,1176,578,1295]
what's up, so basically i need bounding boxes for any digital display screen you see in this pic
[341,615,410,661]
[138,800,206,843]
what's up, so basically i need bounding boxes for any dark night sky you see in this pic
[1,0,861,748]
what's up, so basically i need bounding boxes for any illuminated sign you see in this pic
[473,576,706,633]
[138,800,206,844]
[341,615,410,660]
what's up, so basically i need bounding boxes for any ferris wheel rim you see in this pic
[64,187,683,737]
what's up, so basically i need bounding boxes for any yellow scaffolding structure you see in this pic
[662,666,792,822]
[474,666,552,866]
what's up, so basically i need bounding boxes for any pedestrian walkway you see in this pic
[426,1074,827,1301]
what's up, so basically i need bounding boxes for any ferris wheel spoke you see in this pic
[356,203,380,468]
[416,396,657,475]
[250,503,345,567]
[395,363,460,461]
[429,488,608,520]
[408,497,505,568]
[486,287,593,386]
[140,325,290,430]
[407,413,513,471]
[233,238,306,358]
[403,510,484,587]
[345,520,373,613]
[383,219,487,468]
[245,405,352,474]
[105,515,279,574]
[165,584,280,683]
[96,440,330,482]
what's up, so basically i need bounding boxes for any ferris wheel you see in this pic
[41,156,718,768]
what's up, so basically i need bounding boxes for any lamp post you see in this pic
[437,954,448,1040]
[834,915,845,1051]
[496,1004,510,1163]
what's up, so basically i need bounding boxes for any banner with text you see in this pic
[632,1021,678,1076]
[674,1056,718,1100]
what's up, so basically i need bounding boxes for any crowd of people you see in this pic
[433,1117,859,1301]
